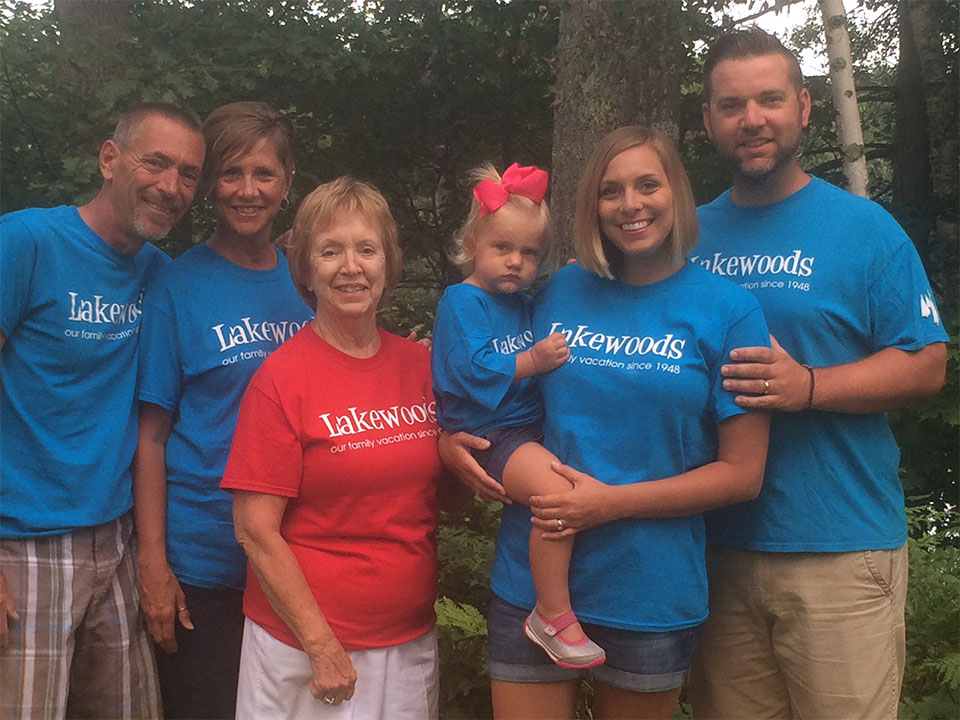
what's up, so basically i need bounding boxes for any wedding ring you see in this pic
[177,606,187,612]
[557,518,564,532]
[322,695,336,705]
[762,380,770,395]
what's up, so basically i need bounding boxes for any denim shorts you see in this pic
[471,422,543,483]
[487,594,701,692]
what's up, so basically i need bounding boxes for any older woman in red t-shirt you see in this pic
[221,177,446,719]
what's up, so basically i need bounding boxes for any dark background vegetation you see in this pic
[1,1,956,717]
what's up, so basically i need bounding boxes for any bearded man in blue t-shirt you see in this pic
[0,102,205,719]
[687,28,948,720]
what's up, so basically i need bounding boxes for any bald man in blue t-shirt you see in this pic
[0,103,204,719]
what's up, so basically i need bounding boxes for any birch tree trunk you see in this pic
[818,0,869,197]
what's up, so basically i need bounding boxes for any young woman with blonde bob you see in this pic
[440,126,771,719]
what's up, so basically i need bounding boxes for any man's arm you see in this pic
[722,335,947,413]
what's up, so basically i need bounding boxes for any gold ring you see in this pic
[763,380,770,395]
[177,606,187,612]
[557,518,564,532]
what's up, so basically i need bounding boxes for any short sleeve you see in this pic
[0,216,38,337]
[137,282,182,410]
[868,240,949,351]
[220,369,303,498]
[434,294,517,412]
[711,304,770,423]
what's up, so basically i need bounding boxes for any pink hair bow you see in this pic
[473,163,549,216]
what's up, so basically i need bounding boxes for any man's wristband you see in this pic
[802,364,815,409]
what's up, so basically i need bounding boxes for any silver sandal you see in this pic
[524,609,606,669]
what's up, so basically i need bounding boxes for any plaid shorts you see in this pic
[0,512,160,719]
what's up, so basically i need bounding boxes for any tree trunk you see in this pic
[550,0,683,264]
[54,0,132,96]
[892,0,933,263]
[818,0,869,197]
[904,0,959,223]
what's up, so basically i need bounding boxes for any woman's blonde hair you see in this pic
[451,163,552,276]
[286,177,402,310]
[575,126,698,280]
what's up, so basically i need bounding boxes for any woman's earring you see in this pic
[280,197,290,211]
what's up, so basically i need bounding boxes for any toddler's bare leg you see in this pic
[502,442,584,643]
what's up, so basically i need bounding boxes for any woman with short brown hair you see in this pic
[133,101,312,719]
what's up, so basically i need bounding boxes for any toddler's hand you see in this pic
[530,333,570,374]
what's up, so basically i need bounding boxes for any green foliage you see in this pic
[891,312,959,512]
[435,596,490,718]
[900,503,960,719]
[435,499,501,718]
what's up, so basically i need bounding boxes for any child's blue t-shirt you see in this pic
[1,206,169,538]
[490,262,770,631]
[693,177,949,552]
[431,283,542,436]
[137,243,313,589]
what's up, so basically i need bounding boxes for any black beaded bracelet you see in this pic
[802,364,815,409]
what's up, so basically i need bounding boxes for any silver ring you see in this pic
[556,518,564,532]
[177,606,187,612]
[322,695,336,705]
[762,380,770,395]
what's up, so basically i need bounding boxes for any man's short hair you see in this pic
[703,27,804,101]
[112,102,202,149]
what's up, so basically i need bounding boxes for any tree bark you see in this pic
[892,0,933,262]
[818,0,869,197]
[54,0,132,95]
[550,0,683,264]
[904,0,959,218]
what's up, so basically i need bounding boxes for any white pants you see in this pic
[236,619,438,720]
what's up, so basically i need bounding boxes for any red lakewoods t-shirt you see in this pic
[221,326,444,651]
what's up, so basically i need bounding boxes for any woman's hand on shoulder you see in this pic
[437,431,511,504]
[306,635,358,706]
[529,463,615,539]
[405,330,432,350]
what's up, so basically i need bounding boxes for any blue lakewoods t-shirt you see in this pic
[694,177,948,552]
[490,262,770,631]
[137,243,313,589]
[1,206,169,538]
[431,283,542,436]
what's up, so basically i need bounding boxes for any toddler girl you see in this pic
[432,163,605,669]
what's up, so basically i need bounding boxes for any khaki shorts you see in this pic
[687,545,907,720]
